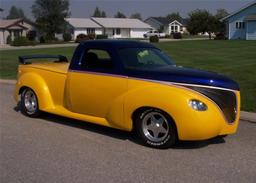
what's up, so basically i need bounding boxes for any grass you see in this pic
[0,40,255,112]
[155,40,256,112]
[181,34,209,39]
[0,47,75,79]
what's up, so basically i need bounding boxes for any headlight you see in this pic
[189,99,207,111]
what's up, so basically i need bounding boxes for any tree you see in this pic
[187,9,217,39]
[130,13,142,20]
[32,0,70,40]
[114,11,126,18]
[92,7,107,17]
[215,9,229,20]
[215,9,229,33]
[93,7,101,17]
[6,6,25,19]
[166,12,182,22]
[101,11,107,18]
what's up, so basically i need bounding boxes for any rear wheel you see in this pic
[135,109,177,148]
[20,88,41,117]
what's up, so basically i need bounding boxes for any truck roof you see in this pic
[79,40,156,49]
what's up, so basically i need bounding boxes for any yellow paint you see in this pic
[14,63,241,141]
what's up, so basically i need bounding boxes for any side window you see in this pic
[79,49,113,70]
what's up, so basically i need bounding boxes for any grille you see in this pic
[186,86,237,123]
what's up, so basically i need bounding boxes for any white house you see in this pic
[144,17,188,34]
[0,18,36,45]
[65,18,152,39]
[91,17,152,38]
[65,18,103,40]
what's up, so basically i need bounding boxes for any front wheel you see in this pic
[135,109,177,148]
[20,88,41,117]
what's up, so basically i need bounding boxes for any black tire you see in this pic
[135,108,177,149]
[219,135,228,138]
[20,88,41,117]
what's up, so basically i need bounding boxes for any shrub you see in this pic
[75,33,96,43]
[149,35,159,43]
[173,32,182,39]
[11,36,36,46]
[214,32,227,40]
[39,36,45,43]
[75,34,88,43]
[63,32,72,42]
[88,33,96,40]
[164,34,171,38]
[7,35,12,44]
[96,34,108,39]
[26,31,37,41]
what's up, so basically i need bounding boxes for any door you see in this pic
[66,48,127,119]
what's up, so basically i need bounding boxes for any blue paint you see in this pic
[125,66,239,91]
[70,40,239,91]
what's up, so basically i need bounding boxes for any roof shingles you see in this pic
[0,18,22,29]
[91,17,152,29]
[65,18,101,28]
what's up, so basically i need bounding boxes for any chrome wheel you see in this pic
[142,111,169,143]
[24,89,38,115]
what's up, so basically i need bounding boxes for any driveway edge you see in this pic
[240,111,256,123]
[0,79,16,84]
[1,79,256,123]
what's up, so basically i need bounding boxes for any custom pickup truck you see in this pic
[14,40,240,148]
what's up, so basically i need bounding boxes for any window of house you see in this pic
[87,28,95,34]
[236,22,245,29]
[242,22,245,29]
[79,49,113,71]
[116,28,121,35]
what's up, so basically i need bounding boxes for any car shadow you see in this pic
[13,103,225,149]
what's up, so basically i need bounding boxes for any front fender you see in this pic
[14,72,54,110]
[123,80,225,140]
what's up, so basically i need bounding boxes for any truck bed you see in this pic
[28,62,69,74]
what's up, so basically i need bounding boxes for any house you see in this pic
[145,17,188,35]
[65,17,152,39]
[0,18,36,45]
[221,1,256,40]
[65,18,103,40]
[91,17,152,38]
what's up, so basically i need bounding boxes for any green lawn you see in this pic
[0,40,255,112]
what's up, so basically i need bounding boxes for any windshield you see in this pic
[118,48,175,70]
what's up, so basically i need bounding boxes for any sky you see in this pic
[0,0,253,20]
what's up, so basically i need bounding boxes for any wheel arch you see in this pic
[131,106,178,138]
[16,72,54,110]
[19,86,29,94]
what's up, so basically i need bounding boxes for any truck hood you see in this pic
[126,66,239,90]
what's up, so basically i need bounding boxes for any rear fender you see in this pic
[15,72,54,110]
